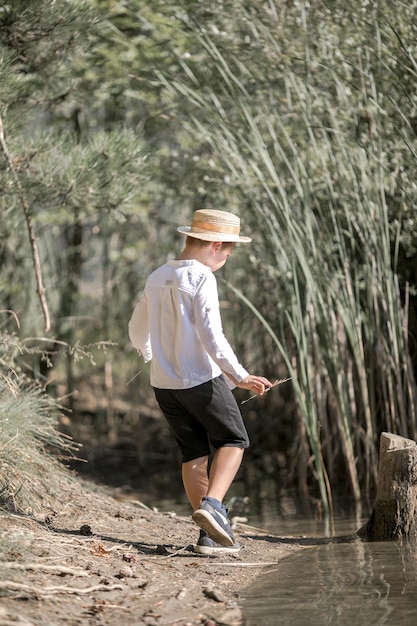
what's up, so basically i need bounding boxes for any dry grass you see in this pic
[0,372,81,518]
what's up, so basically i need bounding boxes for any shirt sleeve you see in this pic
[193,273,249,386]
[128,292,152,362]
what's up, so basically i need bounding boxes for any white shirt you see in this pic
[128,259,249,390]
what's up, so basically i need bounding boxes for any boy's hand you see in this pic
[236,375,272,395]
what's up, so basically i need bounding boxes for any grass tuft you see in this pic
[0,373,81,517]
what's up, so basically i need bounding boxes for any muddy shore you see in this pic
[0,478,303,626]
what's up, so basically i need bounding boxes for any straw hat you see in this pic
[177,209,252,243]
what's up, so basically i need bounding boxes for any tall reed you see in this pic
[159,1,417,510]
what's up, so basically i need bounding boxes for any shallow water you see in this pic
[145,490,417,624]
[241,528,417,626]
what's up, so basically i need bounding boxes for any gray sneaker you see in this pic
[192,497,235,546]
[194,530,241,555]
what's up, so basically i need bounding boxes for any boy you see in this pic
[128,209,271,554]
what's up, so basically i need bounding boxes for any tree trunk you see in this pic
[358,432,417,540]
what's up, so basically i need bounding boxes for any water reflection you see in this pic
[242,538,417,625]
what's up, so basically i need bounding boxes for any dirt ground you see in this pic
[0,478,304,626]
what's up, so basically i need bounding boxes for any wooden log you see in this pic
[358,432,417,540]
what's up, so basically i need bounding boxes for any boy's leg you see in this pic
[155,379,248,545]
[182,446,244,511]
[182,455,209,511]
[191,446,245,546]
[205,446,244,503]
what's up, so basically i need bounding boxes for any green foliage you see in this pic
[0,0,97,109]
[2,0,417,510]
[144,0,417,507]
[0,0,153,341]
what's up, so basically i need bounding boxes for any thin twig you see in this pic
[167,545,190,557]
[241,377,292,404]
[0,309,20,329]
[203,562,277,567]
[92,604,130,611]
[2,563,89,576]
[0,114,51,332]
[234,521,278,534]
[0,581,124,596]
[126,370,142,385]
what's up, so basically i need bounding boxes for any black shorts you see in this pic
[154,375,250,463]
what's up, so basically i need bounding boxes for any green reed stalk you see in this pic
[159,1,417,507]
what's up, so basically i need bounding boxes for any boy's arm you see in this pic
[128,294,152,362]
[195,275,271,393]
[194,279,247,383]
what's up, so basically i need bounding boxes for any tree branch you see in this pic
[0,114,51,332]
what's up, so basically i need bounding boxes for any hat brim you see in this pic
[177,226,252,243]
